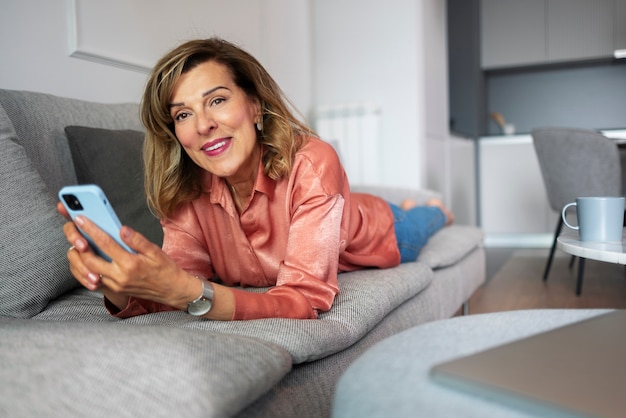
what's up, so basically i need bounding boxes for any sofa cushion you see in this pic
[35,262,433,363]
[0,105,79,318]
[0,89,143,196]
[65,126,163,245]
[0,317,292,417]
[418,225,484,269]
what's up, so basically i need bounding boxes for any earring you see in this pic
[255,119,263,132]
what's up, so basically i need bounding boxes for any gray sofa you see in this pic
[0,89,486,418]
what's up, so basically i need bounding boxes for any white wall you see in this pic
[0,1,147,103]
[420,1,477,225]
[0,0,312,113]
[312,0,423,189]
[423,0,450,200]
[311,0,472,212]
[1,0,476,224]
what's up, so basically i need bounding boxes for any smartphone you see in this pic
[58,184,135,261]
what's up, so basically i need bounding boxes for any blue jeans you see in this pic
[389,202,446,263]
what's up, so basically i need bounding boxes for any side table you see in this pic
[557,231,626,295]
[331,309,610,418]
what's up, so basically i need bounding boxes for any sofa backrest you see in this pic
[0,89,143,196]
[0,89,163,318]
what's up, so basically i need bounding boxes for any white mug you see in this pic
[562,197,624,242]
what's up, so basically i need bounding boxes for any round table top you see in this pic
[557,231,626,265]
[332,309,611,418]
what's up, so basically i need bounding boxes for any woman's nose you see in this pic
[196,111,216,134]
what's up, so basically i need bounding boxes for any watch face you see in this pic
[188,299,212,316]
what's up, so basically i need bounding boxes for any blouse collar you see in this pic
[204,146,277,209]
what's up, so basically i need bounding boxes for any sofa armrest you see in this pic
[349,184,442,206]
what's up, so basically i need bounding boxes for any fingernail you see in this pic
[75,215,85,226]
[88,272,99,284]
[122,226,134,240]
[74,239,87,251]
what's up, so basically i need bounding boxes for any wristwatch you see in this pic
[187,278,214,316]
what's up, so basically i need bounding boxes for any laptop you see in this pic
[430,310,626,418]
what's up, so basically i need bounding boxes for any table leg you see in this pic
[576,257,585,296]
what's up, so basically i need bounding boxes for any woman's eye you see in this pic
[174,112,189,121]
[210,97,225,106]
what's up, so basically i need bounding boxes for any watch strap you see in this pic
[187,278,214,316]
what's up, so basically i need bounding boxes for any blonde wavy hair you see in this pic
[141,38,315,219]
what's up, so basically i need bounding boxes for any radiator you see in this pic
[313,102,382,185]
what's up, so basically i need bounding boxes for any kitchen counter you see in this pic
[479,128,626,140]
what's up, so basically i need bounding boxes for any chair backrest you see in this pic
[532,127,623,212]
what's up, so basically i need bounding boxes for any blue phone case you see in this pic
[58,184,135,261]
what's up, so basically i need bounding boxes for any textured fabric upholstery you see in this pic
[333,309,611,418]
[418,225,484,269]
[532,127,622,211]
[0,88,486,417]
[0,317,292,418]
[0,89,143,196]
[241,246,487,418]
[64,126,163,245]
[34,262,435,364]
[0,105,79,318]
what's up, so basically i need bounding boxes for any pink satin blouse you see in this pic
[113,137,400,320]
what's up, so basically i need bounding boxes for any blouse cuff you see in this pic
[231,287,318,320]
[104,296,177,319]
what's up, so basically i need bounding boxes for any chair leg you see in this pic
[543,218,563,282]
[576,257,586,296]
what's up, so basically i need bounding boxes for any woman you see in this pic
[60,38,453,321]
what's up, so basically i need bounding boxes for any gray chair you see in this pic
[532,127,623,295]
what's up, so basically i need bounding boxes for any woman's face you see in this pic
[169,60,261,185]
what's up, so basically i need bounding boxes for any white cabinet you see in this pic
[481,0,625,69]
[479,136,555,246]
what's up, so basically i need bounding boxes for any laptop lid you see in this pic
[430,310,626,418]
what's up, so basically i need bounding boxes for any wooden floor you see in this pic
[467,248,626,315]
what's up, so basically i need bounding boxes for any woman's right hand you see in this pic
[57,202,234,318]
